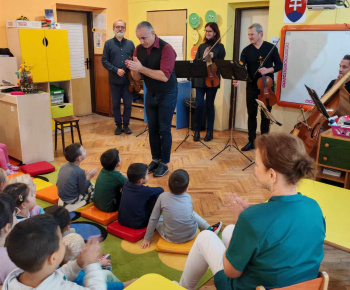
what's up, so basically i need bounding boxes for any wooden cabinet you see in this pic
[315,129,350,189]
[7,28,71,82]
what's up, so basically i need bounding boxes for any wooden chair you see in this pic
[54,116,82,151]
[256,271,329,290]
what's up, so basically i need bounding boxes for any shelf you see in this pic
[315,172,345,184]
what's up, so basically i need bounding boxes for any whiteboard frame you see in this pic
[276,24,350,109]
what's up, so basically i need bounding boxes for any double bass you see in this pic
[292,70,350,155]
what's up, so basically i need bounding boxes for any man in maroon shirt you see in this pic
[126,21,177,177]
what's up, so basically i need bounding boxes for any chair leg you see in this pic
[70,122,74,143]
[76,121,82,145]
[61,123,65,152]
[55,121,58,151]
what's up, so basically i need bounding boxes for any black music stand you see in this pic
[174,60,211,151]
[305,85,330,119]
[210,60,253,170]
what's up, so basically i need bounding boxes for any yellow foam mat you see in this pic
[298,179,350,250]
[33,178,53,191]
[156,230,199,254]
[125,273,185,289]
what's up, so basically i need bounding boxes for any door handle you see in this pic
[85,58,90,70]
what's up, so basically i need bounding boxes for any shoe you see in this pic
[208,221,222,235]
[8,164,20,171]
[193,131,200,142]
[148,161,159,173]
[241,142,255,151]
[153,163,169,177]
[115,126,122,135]
[204,131,213,142]
[123,125,132,134]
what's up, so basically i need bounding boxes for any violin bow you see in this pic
[202,25,232,60]
[253,39,280,78]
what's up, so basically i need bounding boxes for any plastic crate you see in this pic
[331,126,350,138]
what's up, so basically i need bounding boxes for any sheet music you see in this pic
[59,23,86,79]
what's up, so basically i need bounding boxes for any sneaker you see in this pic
[153,163,169,177]
[208,221,222,235]
[148,161,159,173]
[123,125,132,134]
[115,126,122,135]
[5,169,16,176]
[8,164,20,171]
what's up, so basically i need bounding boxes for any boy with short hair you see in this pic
[141,169,222,248]
[57,143,98,211]
[93,149,127,212]
[118,163,164,229]
[3,215,106,290]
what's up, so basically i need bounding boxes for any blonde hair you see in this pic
[62,233,85,264]
[0,168,8,192]
[8,174,31,185]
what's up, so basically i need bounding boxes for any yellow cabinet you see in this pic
[7,28,71,83]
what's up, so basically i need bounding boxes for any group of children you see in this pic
[0,142,222,289]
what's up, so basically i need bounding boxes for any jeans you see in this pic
[246,85,272,143]
[194,87,218,132]
[179,225,235,289]
[110,83,132,126]
[145,87,177,164]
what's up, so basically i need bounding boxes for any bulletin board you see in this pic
[276,24,350,109]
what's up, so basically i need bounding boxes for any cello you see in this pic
[292,70,350,155]
[256,56,277,107]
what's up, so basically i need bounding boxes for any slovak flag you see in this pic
[284,0,307,23]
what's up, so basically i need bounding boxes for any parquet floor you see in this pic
[52,116,350,290]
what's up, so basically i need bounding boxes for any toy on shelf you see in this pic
[15,62,39,94]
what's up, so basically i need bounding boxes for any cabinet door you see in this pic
[45,30,71,81]
[19,29,49,83]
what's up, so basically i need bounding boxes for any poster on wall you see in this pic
[284,0,307,24]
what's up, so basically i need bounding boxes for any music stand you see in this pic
[305,85,330,119]
[174,60,211,151]
[210,60,253,170]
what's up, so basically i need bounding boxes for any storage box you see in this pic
[331,126,350,138]
[51,93,64,105]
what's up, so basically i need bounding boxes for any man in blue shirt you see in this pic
[102,20,135,135]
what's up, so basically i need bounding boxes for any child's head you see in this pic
[168,169,189,195]
[2,182,37,213]
[62,233,85,264]
[6,215,64,273]
[0,168,9,192]
[100,148,120,171]
[64,143,86,163]
[44,205,71,234]
[0,194,16,242]
[127,163,148,184]
[8,173,36,193]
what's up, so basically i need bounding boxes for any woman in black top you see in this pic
[193,22,225,142]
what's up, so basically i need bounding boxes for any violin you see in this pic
[205,49,220,88]
[292,70,350,155]
[127,57,141,93]
[256,56,277,107]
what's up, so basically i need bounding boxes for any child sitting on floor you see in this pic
[56,143,98,211]
[44,205,75,237]
[0,168,8,192]
[0,143,19,176]
[0,194,17,285]
[62,233,137,289]
[118,163,164,229]
[141,169,222,248]
[9,174,44,217]
[2,183,38,221]
[3,215,106,289]
[93,149,128,213]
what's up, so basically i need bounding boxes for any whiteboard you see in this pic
[278,29,350,106]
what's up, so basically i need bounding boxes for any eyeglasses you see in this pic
[115,26,125,29]
[205,30,214,33]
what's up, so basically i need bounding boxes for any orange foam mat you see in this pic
[36,184,59,204]
[156,230,199,255]
[81,205,118,225]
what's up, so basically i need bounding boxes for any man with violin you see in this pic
[126,21,177,177]
[102,19,135,135]
[233,23,282,151]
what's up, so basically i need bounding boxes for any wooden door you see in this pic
[19,29,49,83]
[94,55,112,115]
[57,10,92,116]
[45,30,71,82]
[147,10,187,59]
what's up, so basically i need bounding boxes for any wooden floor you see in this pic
[53,116,350,290]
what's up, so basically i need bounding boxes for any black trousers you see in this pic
[246,84,272,143]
